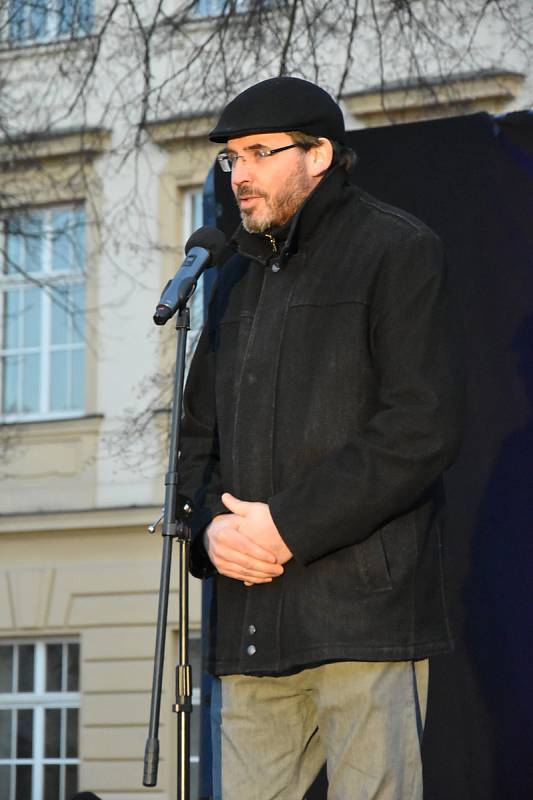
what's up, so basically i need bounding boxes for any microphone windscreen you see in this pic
[185,225,226,263]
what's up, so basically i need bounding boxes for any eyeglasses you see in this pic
[217,144,300,173]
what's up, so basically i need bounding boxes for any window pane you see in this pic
[66,764,78,798]
[5,221,21,274]
[50,350,68,411]
[46,644,63,692]
[24,215,43,274]
[67,644,80,692]
[0,765,11,800]
[45,708,61,758]
[18,645,34,692]
[44,764,60,800]
[15,764,32,800]
[16,709,33,758]
[22,352,40,414]
[0,709,12,758]
[0,646,13,692]
[51,288,69,345]
[66,708,78,757]
[195,0,221,14]
[2,355,19,414]
[22,287,41,348]
[51,209,71,272]
[70,349,85,411]
[59,0,90,36]
[4,289,20,349]
[71,284,85,344]
[8,0,25,42]
[79,0,93,35]
[29,0,48,40]
[72,207,86,269]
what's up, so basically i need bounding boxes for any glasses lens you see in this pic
[217,154,232,173]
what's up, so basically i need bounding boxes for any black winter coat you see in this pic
[179,166,464,676]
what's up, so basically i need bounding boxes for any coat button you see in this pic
[248,625,256,635]
[247,645,256,656]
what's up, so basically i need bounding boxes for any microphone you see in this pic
[153,226,226,325]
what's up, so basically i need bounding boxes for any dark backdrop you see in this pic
[201,111,533,800]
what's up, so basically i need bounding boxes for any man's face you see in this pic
[227,132,320,233]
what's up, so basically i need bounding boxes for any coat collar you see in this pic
[231,165,351,268]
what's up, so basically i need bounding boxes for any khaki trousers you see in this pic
[218,660,428,800]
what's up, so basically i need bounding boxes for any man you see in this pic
[179,77,463,799]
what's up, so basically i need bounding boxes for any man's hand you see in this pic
[204,513,284,585]
[221,493,293,566]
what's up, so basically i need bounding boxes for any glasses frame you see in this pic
[217,143,300,173]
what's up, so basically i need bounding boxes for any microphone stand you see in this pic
[143,303,194,800]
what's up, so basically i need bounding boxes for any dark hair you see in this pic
[287,131,357,173]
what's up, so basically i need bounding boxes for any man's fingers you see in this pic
[214,558,277,584]
[212,546,283,576]
[210,513,239,528]
[213,527,278,564]
[221,492,248,516]
[205,519,283,584]
[220,567,276,583]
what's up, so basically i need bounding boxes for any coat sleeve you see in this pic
[178,319,223,579]
[268,228,465,565]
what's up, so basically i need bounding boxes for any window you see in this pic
[7,0,93,45]
[193,0,268,17]
[0,205,86,421]
[0,640,80,800]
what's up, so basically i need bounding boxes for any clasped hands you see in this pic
[203,492,293,586]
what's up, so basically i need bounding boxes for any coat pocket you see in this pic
[353,531,393,592]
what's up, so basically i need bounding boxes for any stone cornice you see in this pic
[342,69,525,126]
[0,127,111,168]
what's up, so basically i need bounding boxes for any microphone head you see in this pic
[185,225,226,264]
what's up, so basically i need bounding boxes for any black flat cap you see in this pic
[209,77,345,144]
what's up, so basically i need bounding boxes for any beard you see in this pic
[236,160,315,234]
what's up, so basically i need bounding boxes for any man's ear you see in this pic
[307,138,334,177]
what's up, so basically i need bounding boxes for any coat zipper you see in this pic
[264,233,277,253]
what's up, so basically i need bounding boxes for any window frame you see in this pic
[0,638,80,800]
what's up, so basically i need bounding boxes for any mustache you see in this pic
[236,186,267,200]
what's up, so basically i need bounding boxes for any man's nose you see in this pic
[231,156,253,185]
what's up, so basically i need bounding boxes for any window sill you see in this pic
[0,34,96,62]
[2,412,103,434]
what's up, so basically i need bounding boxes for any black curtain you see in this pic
[210,111,533,800]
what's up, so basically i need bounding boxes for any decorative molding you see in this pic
[0,504,162,534]
[342,70,525,127]
[145,113,219,147]
[0,127,112,168]
[5,567,55,629]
